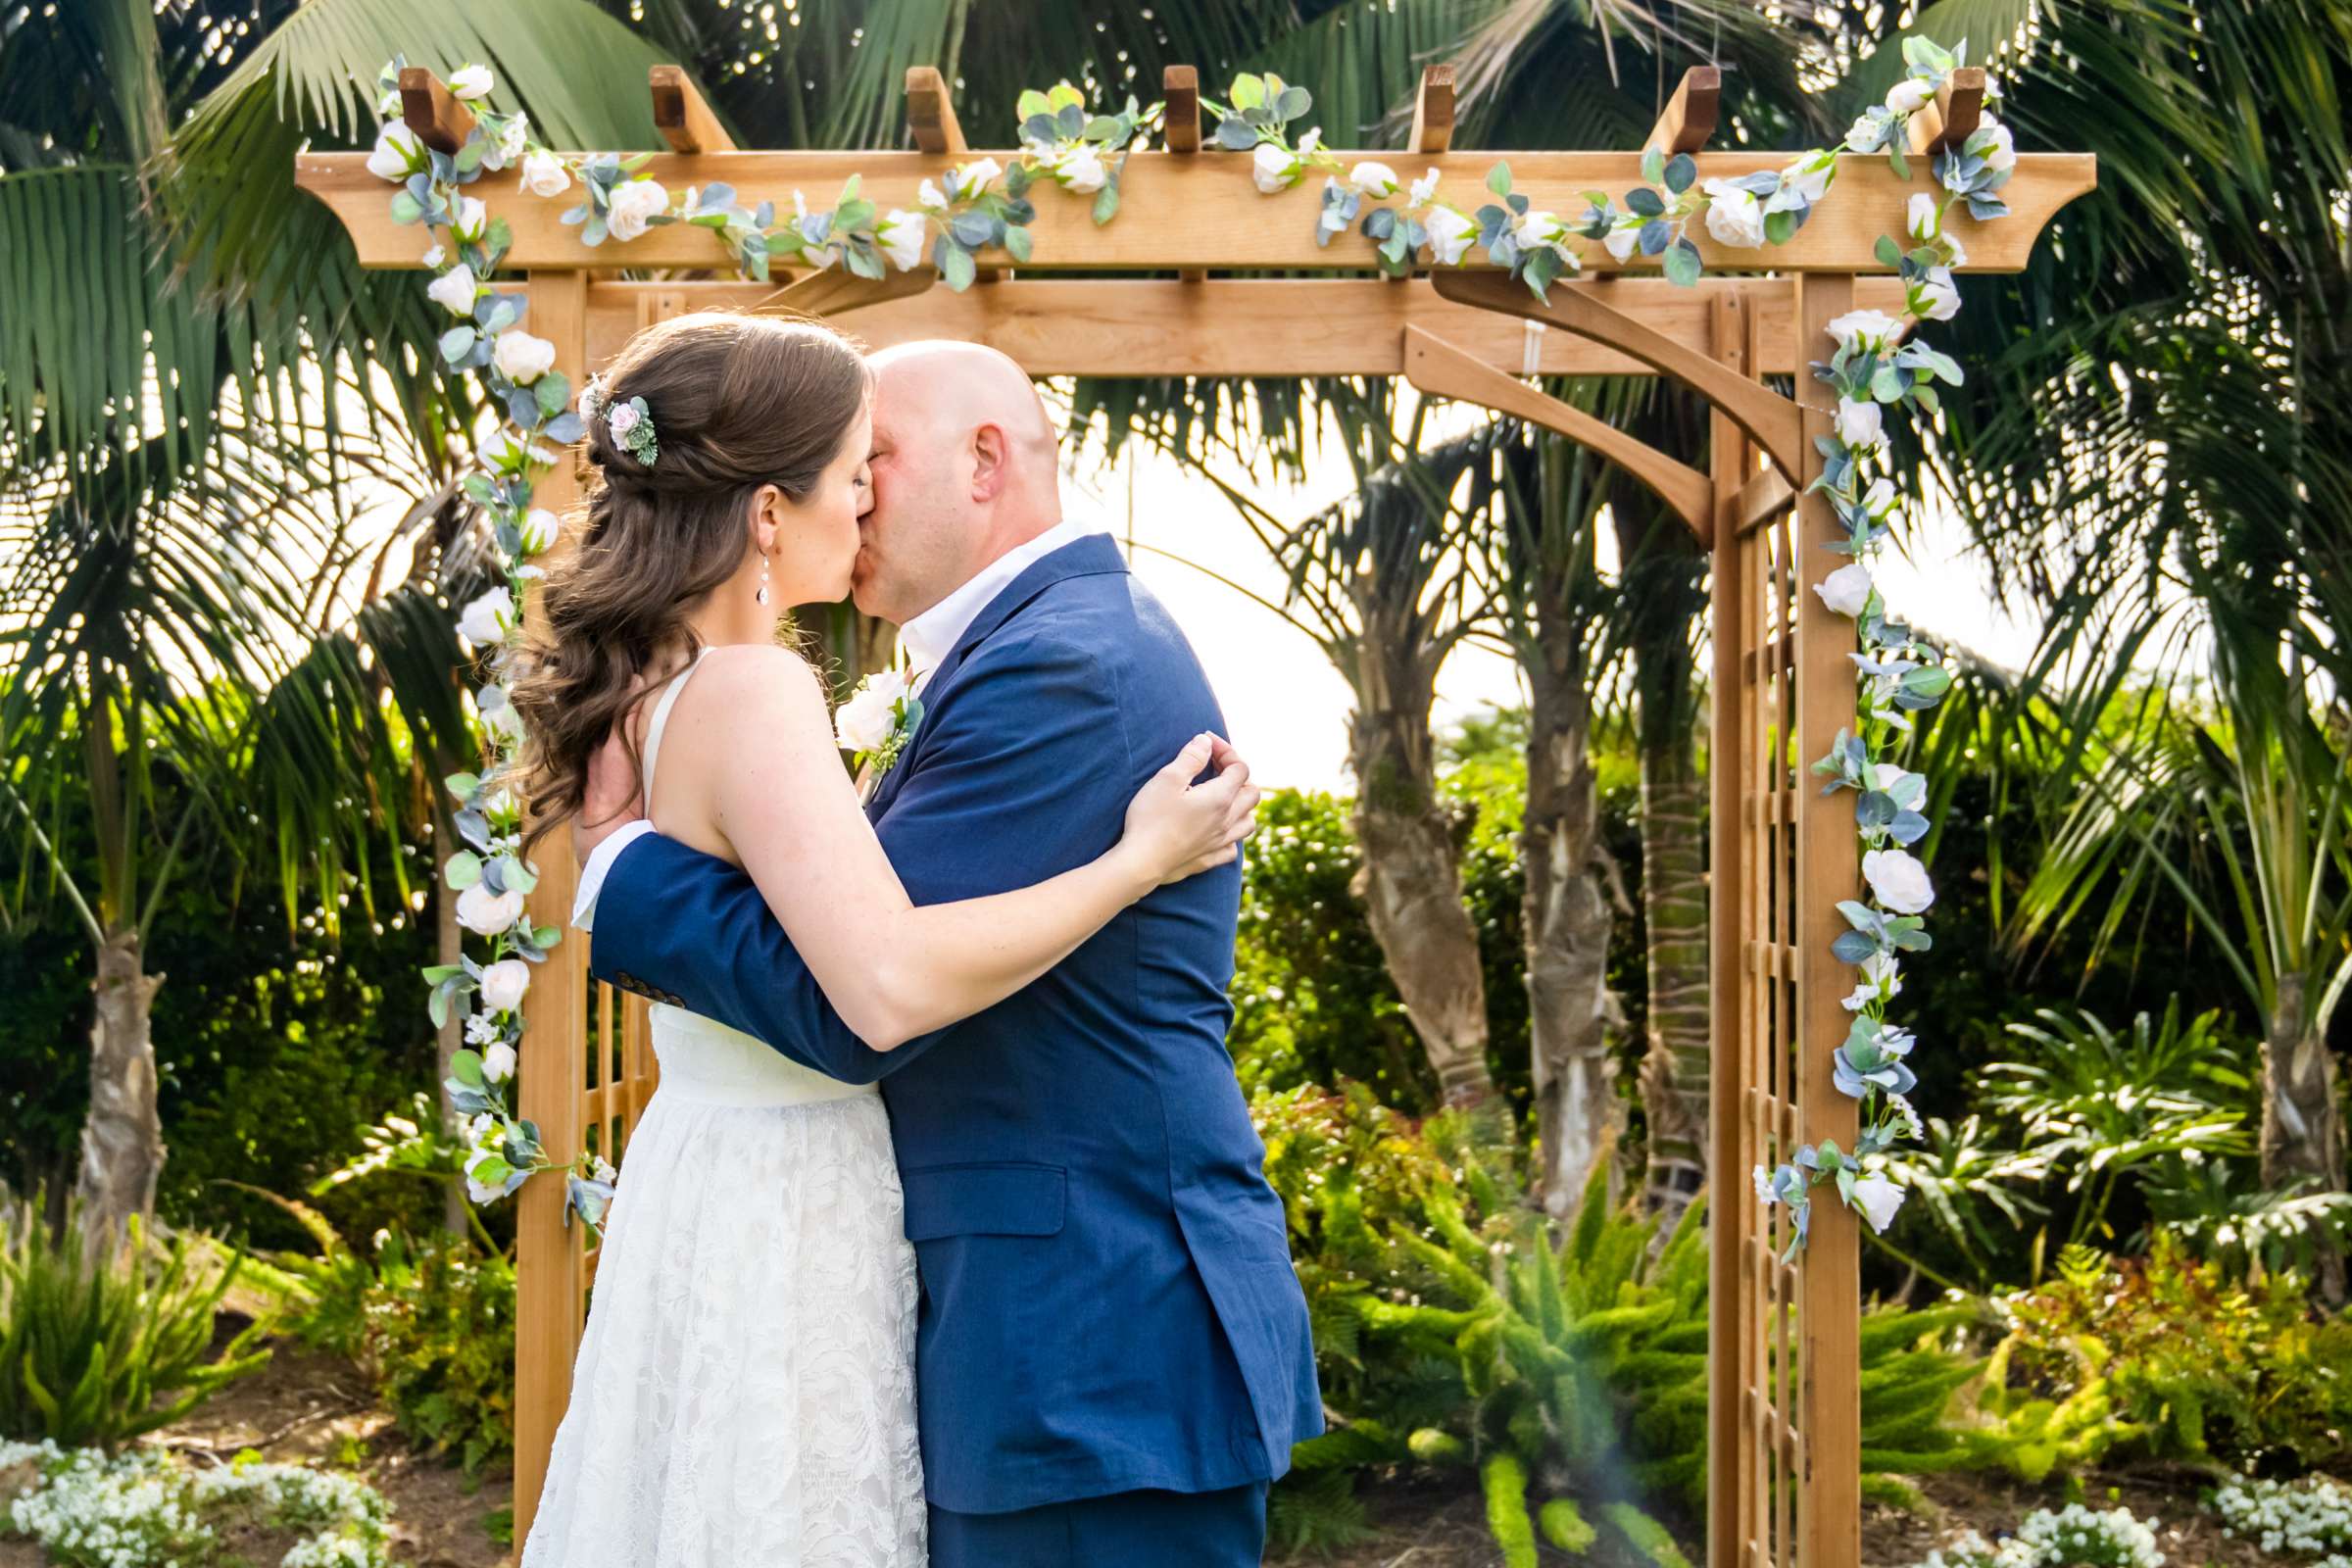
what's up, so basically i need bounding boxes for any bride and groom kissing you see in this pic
[505,311,1322,1566]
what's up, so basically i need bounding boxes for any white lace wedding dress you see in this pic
[521,651,926,1568]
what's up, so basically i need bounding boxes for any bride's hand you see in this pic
[1119,733,1260,887]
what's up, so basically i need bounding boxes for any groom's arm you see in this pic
[586,629,1133,1084]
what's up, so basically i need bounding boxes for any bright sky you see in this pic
[1066,412,2053,792]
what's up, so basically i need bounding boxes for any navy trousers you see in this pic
[929,1481,1269,1567]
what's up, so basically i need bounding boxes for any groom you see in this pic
[577,340,1322,1565]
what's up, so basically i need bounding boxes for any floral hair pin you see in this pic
[581,374,660,467]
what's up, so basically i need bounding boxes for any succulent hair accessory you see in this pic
[581,373,660,467]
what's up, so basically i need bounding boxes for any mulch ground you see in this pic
[0,1339,2318,1566]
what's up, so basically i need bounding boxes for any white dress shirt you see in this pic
[896,520,1110,692]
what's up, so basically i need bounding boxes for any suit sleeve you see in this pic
[585,631,1135,1085]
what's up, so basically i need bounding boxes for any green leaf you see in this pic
[1663,237,1702,288]
[388,189,424,224]
[1663,152,1696,195]
[445,851,483,890]
[1642,146,1666,186]
[1091,181,1120,226]
[1016,88,1054,122]
[942,243,977,291]
[444,771,482,801]
[1875,233,1904,269]
[1626,187,1665,218]
[1231,73,1266,111]
[1486,162,1513,197]
[439,324,477,364]
[1004,224,1034,263]
[1275,85,1310,122]
[452,1050,486,1088]
[534,372,570,416]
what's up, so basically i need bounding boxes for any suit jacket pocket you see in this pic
[901,1161,1067,1241]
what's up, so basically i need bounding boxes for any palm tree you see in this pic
[0,0,698,1238]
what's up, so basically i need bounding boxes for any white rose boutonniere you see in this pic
[835,664,924,782]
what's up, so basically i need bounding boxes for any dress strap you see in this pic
[639,646,713,811]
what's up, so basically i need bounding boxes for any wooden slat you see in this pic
[1401,325,1714,543]
[1646,66,1721,155]
[905,66,967,156]
[1792,270,1863,1568]
[1741,632,1794,686]
[650,65,735,154]
[512,268,591,1546]
[581,275,1909,377]
[1906,67,1985,158]
[1410,64,1457,154]
[1163,66,1201,154]
[1735,466,1795,535]
[295,148,2098,273]
[1434,271,1807,482]
[398,68,475,157]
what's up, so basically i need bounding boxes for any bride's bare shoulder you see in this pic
[689,643,829,726]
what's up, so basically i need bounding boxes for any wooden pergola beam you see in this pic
[1163,66,1201,154]
[398,68,475,157]
[1410,64,1457,155]
[296,146,2095,272]
[1403,325,1714,544]
[1905,66,1984,157]
[1433,270,1805,480]
[1645,66,1721,155]
[906,66,967,156]
[650,66,735,154]
[582,275,1909,377]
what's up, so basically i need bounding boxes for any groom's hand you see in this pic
[573,726,646,865]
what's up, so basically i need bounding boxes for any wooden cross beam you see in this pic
[295,146,2094,273]
[650,66,735,154]
[906,66,968,156]
[1644,67,1720,156]
[1905,66,1984,157]
[399,67,475,156]
[580,275,1909,378]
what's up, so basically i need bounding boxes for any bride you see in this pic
[504,311,1258,1566]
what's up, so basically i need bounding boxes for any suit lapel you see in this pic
[863,533,1128,822]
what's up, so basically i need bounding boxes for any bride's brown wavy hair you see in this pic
[509,311,870,852]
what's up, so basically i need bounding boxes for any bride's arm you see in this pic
[688,644,1250,1051]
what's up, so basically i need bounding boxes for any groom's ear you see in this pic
[968,421,1011,502]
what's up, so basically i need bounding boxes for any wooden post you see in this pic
[1705,287,1751,1568]
[1791,270,1861,1568]
[1644,66,1721,156]
[511,269,592,1545]
[1409,65,1457,154]
[906,66,968,156]
[651,66,736,154]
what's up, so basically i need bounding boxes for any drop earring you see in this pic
[756,553,771,606]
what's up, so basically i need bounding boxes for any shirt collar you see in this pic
[897,520,1108,683]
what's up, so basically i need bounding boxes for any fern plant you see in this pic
[0,1198,271,1450]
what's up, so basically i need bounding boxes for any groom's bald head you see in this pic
[852,340,1064,624]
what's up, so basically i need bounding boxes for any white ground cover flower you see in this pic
[2213,1475,2352,1559]
[6,1445,391,1568]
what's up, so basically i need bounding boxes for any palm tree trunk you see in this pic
[1348,646,1496,1107]
[1522,656,1619,1213]
[1634,715,1711,1226]
[76,926,166,1241]
[2262,973,2346,1298]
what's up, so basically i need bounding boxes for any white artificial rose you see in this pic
[1603,221,1640,264]
[834,671,908,754]
[1871,762,1929,811]
[421,242,445,269]
[951,157,1002,198]
[1916,266,1961,320]
[1252,141,1298,194]
[1424,206,1478,267]
[1699,179,1766,249]
[876,210,927,271]
[456,586,514,647]
[1511,209,1570,262]
[1408,168,1442,207]
[481,1042,518,1083]
[1849,1173,1906,1234]
[1862,847,1936,914]
[478,683,522,741]
[518,509,561,554]
[466,1111,497,1142]
[1907,191,1941,244]
[1813,563,1874,617]
[1778,152,1834,206]
[1862,477,1898,516]
[1978,118,2017,172]
[1844,111,1887,153]
[449,65,495,101]
[1349,161,1399,199]
[495,113,529,168]
[479,958,531,1012]
[917,177,949,213]
[492,330,556,384]
[456,881,526,937]
[521,150,570,199]
[1885,77,1932,115]
[1054,143,1107,194]
[464,1149,508,1203]
[1827,309,1904,353]
[1837,396,1886,451]
[451,195,488,242]
[367,122,422,181]
[606,178,670,242]
[426,264,478,317]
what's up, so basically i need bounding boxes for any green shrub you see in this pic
[1990,1233,2352,1468]
[358,1228,514,1475]
[0,1200,270,1450]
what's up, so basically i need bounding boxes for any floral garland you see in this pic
[373,36,2007,1241]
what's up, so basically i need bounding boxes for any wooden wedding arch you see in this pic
[297,61,2091,1564]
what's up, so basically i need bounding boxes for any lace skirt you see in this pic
[520,1084,926,1567]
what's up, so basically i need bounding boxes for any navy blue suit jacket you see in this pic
[589,534,1322,1514]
